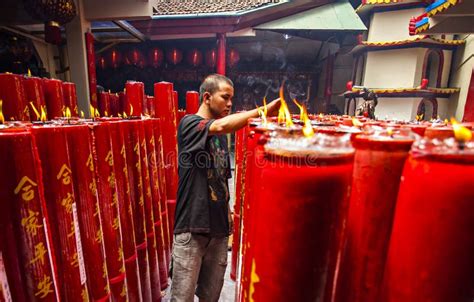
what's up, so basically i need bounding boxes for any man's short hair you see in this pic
[199,74,234,104]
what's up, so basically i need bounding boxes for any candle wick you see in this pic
[458,141,465,151]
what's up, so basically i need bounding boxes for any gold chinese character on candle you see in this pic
[57,164,72,185]
[21,210,43,236]
[14,176,37,202]
[35,275,54,298]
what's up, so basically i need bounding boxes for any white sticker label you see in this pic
[0,252,12,302]
[72,203,87,285]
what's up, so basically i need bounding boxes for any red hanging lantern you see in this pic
[186,49,203,67]
[205,48,217,68]
[97,55,107,70]
[227,48,240,68]
[107,49,122,69]
[166,48,183,65]
[148,47,164,68]
[125,48,145,68]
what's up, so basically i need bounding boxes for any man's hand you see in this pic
[265,98,281,116]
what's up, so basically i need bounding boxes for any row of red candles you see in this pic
[0,73,197,121]
[0,80,200,301]
[232,116,474,302]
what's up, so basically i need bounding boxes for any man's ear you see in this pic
[203,92,211,104]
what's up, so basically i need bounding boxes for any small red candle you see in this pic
[336,132,414,302]
[381,140,474,302]
[144,119,169,290]
[0,130,59,301]
[0,73,29,121]
[185,90,200,115]
[23,75,46,120]
[118,92,127,116]
[98,92,111,117]
[109,93,120,117]
[89,122,128,300]
[120,119,153,301]
[125,81,144,117]
[64,124,111,301]
[107,120,142,300]
[62,82,79,117]
[154,82,178,200]
[42,78,65,119]
[31,125,89,300]
[177,109,186,125]
[146,96,155,117]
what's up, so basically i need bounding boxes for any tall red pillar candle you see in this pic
[98,92,111,117]
[154,82,178,200]
[151,118,171,270]
[381,139,474,302]
[89,122,128,300]
[85,32,98,110]
[0,73,29,121]
[145,119,169,290]
[147,96,156,117]
[185,91,199,115]
[42,79,65,119]
[108,120,142,301]
[64,124,111,301]
[120,119,153,301]
[31,125,89,301]
[335,132,415,302]
[0,130,59,301]
[173,91,179,127]
[109,93,120,117]
[177,109,186,125]
[125,81,144,117]
[240,132,354,302]
[138,120,162,301]
[23,75,46,120]
[118,92,126,116]
[62,82,78,117]
[217,33,226,75]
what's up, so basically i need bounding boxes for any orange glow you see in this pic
[64,107,72,119]
[30,102,41,120]
[0,100,4,124]
[89,105,95,118]
[416,114,424,121]
[278,86,294,128]
[301,105,314,138]
[352,117,363,127]
[451,117,472,142]
[40,106,47,122]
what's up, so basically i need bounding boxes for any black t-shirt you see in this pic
[174,114,231,237]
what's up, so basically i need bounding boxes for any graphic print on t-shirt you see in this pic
[207,135,229,202]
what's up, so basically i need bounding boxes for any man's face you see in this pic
[205,82,234,119]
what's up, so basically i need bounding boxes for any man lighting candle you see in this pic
[171,74,279,302]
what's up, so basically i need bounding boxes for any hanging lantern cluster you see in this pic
[96,46,240,69]
[23,0,77,45]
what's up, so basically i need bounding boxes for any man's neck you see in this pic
[196,105,216,120]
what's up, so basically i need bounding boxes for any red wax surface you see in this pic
[23,76,46,119]
[109,93,120,117]
[401,124,427,136]
[108,120,142,301]
[42,79,65,119]
[154,82,178,200]
[62,82,78,117]
[244,151,354,302]
[177,109,186,125]
[125,81,144,117]
[381,154,474,302]
[185,91,199,115]
[32,125,89,300]
[336,136,414,302]
[118,92,126,116]
[0,130,58,301]
[98,92,111,117]
[147,96,156,117]
[120,119,153,301]
[89,122,128,301]
[145,119,169,290]
[64,124,110,301]
[151,118,171,267]
[166,200,176,245]
[139,120,162,301]
[173,91,178,127]
[424,126,454,139]
[0,73,29,121]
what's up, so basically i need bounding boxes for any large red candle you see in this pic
[89,122,128,300]
[240,132,354,302]
[107,120,142,301]
[335,132,414,302]
[23,75,46,120]
[150,118,171,270]
[154,82,178,200]
[185,91,199,115]
[118,92,127,116]
[64,124,111,301]
[0,130,59,301]
[145,119,169,290]
[147,96,156,117]
[42,79,65,119]
[138,120,162,301]
[0,73,29,121]
[31,125,89,300]
[98,92,111,117]
[120,119,152,301]
[125,81,144,117]
[381,140,474,302]
[173,91,179,127]
[109,93,120,117]
[62,82,78,117]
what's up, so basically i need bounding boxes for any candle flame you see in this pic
[277,86,293,128]
[292,99,304,120]
[0,100,4,124]
[27,69,32,77]
[80,110,85,118]
[130,104,134,116]
[352,117,363,127]
[123,112,128,118]
[40,106,47,122]
[257,97,268,127]
[104,110,108,117]
[90,105,95,117]
[64,107,72,119]
[451,117,472,142]
[30,102,41,120]
[94,108,100,118]
[416,114,423,122]
[301,105,314,138]
[118,113,122,118]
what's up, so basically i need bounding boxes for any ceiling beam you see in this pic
[113,20,147,41]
